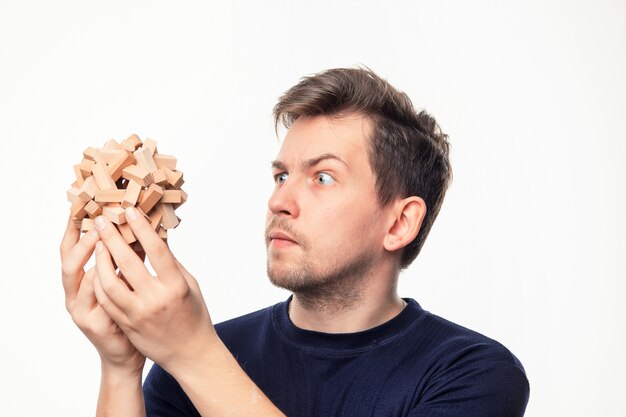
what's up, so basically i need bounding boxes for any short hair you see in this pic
[273,67,452,268]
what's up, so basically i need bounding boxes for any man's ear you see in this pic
[383,197,427,252]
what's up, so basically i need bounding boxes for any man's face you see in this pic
[265,114,391,296]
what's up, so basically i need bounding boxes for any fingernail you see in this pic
[89,229,98,237]
[95,241,103,253]
[125,207,138,221]
[95,216,105,231]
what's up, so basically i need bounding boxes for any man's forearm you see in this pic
[97,363,146,417]
[170,337,285,417]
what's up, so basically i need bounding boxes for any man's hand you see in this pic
[92,207,217,374]
[60,217,146,374]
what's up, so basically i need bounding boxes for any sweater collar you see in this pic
[272,295,424,353]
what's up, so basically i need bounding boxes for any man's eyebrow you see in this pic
[303,153,350,170]
[271,154,350,172]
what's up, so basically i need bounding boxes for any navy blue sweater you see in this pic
[144,298,529,416]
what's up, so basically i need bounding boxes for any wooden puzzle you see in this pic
[67,134,187,249]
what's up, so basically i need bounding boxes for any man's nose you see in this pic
[268,179,300,218]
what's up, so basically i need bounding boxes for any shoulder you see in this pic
[408,305,529,416]
[418,308,526,372]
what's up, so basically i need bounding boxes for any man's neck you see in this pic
[288,270,406,334]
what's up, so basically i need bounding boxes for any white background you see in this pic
[1,1,624,416]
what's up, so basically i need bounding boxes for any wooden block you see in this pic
[158,203,179,229]
[134,147,158,173]
[149,211,163,231]
[160,190,185,204]
[95,189,125,203]
[73,164,85,187]
[97,148,124,163]
[108,151,135,181]
[154,154,177,170]
[121,134,143,152]
[122,180,142,208]
[163,168,184,188]
[83,146,99,161]
[143,138,158,155]
[81,218,95,232]
[102,206,126,225]
[152,168,168,185]
[85,200,103,218]
[122,164,153,187]
[138,184,164,213]
[78,159,95,177]
[71,199,88,220]
[103,139,122,149]
[67,187,80,203]
[172,189,188,209]
[91,161,117,190]
[78,176,98,202]
[118,223,137,244]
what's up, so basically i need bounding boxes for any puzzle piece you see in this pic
[68,135,187,251]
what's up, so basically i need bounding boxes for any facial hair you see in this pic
[265,216,376,313]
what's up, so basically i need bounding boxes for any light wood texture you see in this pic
[95,189,125,203]
[152,168,168,185]
[108,151,135,181]
[138,183,164,213]
[91,161,117,190]
[143,138,158,155]
[85,200,103,218]
[154,154,177,170]
[161,190,185,204]
[158,203,180,229]
[122,180,142,208]
[83,146,99,161]
[67,187,81,203]
[81,218,95,232]
[121,134,142,151]
[102,206,126,225]
[163,168,184,188]
[78,176,98,202]
[134,147,158,173]
[122,165,154,187]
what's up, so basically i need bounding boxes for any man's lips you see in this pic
[268,231,298,245]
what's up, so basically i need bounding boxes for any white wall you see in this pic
[1,1,624,416]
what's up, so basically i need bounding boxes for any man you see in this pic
[61,67,529,416]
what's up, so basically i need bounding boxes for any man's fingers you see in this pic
[94,240,137,314]
[92,265,130,328]
[125,207,180,284]
[94,215,152,293]
[60,215,80,256]
[70,267,97,318]
[61,229,100,306]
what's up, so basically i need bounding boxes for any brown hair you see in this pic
[273,67,452,268]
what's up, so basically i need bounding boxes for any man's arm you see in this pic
[93,207,285,416]
[60,217,146,417]
[97,365,145,417]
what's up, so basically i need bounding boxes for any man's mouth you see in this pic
[268,230,298,247]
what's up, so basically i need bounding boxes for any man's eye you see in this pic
[316,172,335,185]
[275,173,288,184]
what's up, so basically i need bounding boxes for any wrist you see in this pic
[167,331,225,382]
[101,360,144,384]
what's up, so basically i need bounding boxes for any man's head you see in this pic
[272,68,451,261]
[265,68,451,301]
